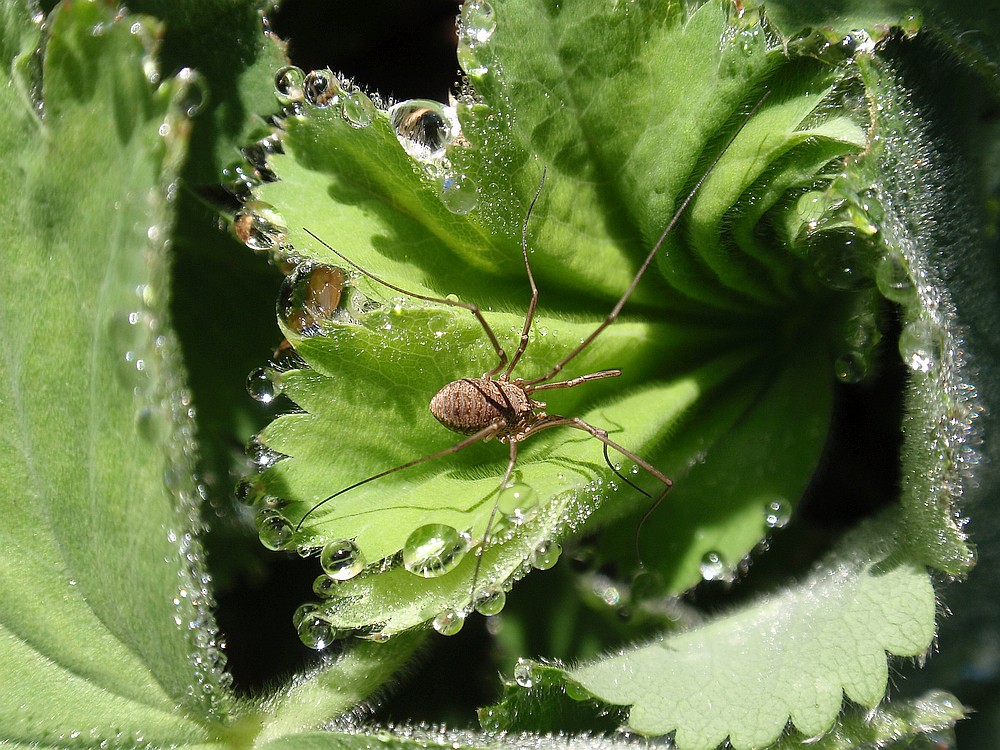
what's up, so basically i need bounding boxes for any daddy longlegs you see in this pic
[297,92,770,607]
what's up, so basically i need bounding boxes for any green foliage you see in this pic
[0,0,996,748]
[0,0,226,744]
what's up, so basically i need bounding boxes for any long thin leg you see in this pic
[469,440,518,602]
[523,415,673,491]
[522,91,772,387]
[503,169,547,379]
[525,369,620,393]
[524,415,672,567]
[295,421,502,532]
[602,442,651,498]
[302,228,510,376]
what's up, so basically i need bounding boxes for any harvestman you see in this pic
[296,93,770,592]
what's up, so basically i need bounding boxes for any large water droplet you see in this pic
[496,482,539,528]
[806,227,877,291]
[274,65,305,104]
[474,588,506,616]
[341,90,374,128]
[233,200,288,252]
[388,99,459,161]
[899,319,943,372]
[313,574,337,598]
[432,609,465,636]
[256,508,294,550]
[304,68,341,107]
[246,366,282,403]
[529,539,561,571]
[513,658,535,688]
[457,35,490,77]
[320,538,366,580]
[459,0,496,43]
[441,172,479,214]
[296,609,335,649]
[402,524,470,577]
[875,250,917,304]
[277,262,346,336]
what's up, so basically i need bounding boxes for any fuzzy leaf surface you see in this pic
[0,0,226,744]
[250,0,869,636]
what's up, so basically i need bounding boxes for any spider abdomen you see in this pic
[430,378,533,436]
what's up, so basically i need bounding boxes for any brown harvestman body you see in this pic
[297,93,770,602]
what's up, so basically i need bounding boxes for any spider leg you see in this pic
[521,415,672,566]
[469,440,519,604]
[295,421,502,532]
[503,169,547,379]
[302,228,511,376]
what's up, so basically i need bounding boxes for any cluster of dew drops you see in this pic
[792,159,948,385]
[227,1,578,647]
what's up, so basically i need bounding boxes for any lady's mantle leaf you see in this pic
[243,0,874,639]
[0,0,226,744]
[561,517,934,750]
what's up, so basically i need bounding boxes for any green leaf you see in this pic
[558,516,936,749]
[126,0,288,184]
[0,0,226,744]
[244,0,872,638]
[483,665,964,748]
[256,633,425,743]
[762,0,1000,94]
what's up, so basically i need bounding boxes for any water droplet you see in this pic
[304,68,341,107]
[233,200,288,252]
[899,9,923,38]
[457,35,490,77]
[699,551,726,581]
[277,262,346,336]
[513,658,535,688]
[565,681,590,701]
[313,574,337,598]
[899,319,943,372]
[274,65,305,103]
[841,29,875,56]
[388,99,459,161]
[246,367,282,403]
[834,350,869,383]
[497,482,539,527]
[474,589,506,616]
[320,539,366,580]
[402,523,470,578]
[875,250,916,304]
[432,609,465,636]
[459,0,496,43]
[358,629,392,643]
[806,227,877,291]
[296,610,335,649]
[234,478,264,506]
[245,435,285,470]
[441,172,479,214]
[256,508,294,550]
[175,67,206,117]
[764,499,790,529]
[341,90,374,128]
[530,539,561,571]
